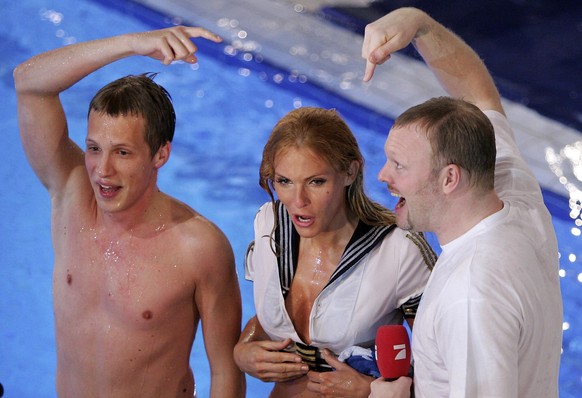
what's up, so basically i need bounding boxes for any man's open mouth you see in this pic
[391,192,406,209]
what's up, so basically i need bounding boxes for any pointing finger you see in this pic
[183,26,223,43]
[363,59,376,82]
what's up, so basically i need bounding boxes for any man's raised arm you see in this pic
[362,7,503,114]
[14,26,221,193]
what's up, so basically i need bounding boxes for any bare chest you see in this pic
[285,250,339,342]
[52,225,194,330]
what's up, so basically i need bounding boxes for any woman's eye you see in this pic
[275,177,290,185]
[310,179,326,186]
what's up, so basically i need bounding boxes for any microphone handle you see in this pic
[382,365,414,397]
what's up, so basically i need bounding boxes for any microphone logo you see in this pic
[393,343,407,361]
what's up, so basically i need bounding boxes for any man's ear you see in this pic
[441,163,461,194]
[154,141,171,169]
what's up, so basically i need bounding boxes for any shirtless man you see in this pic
[14,26,245,397]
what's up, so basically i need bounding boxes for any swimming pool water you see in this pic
[0,0,579,397]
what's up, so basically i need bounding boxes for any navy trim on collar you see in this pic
[274,201,395,296]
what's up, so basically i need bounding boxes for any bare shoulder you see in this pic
[166,195,234,271]
[162,194,241,329]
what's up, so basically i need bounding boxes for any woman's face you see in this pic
[273,146,355,239]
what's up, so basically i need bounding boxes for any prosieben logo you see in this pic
[393,343,408,360]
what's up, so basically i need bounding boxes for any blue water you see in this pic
[0,0,579,397]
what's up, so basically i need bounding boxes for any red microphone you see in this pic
[375,325,411,380]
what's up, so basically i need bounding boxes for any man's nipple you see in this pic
[142,310,153,320]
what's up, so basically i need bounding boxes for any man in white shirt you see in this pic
[362,7,563,398]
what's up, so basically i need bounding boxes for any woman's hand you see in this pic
[306,349,374,398]
[234,337,309,382]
